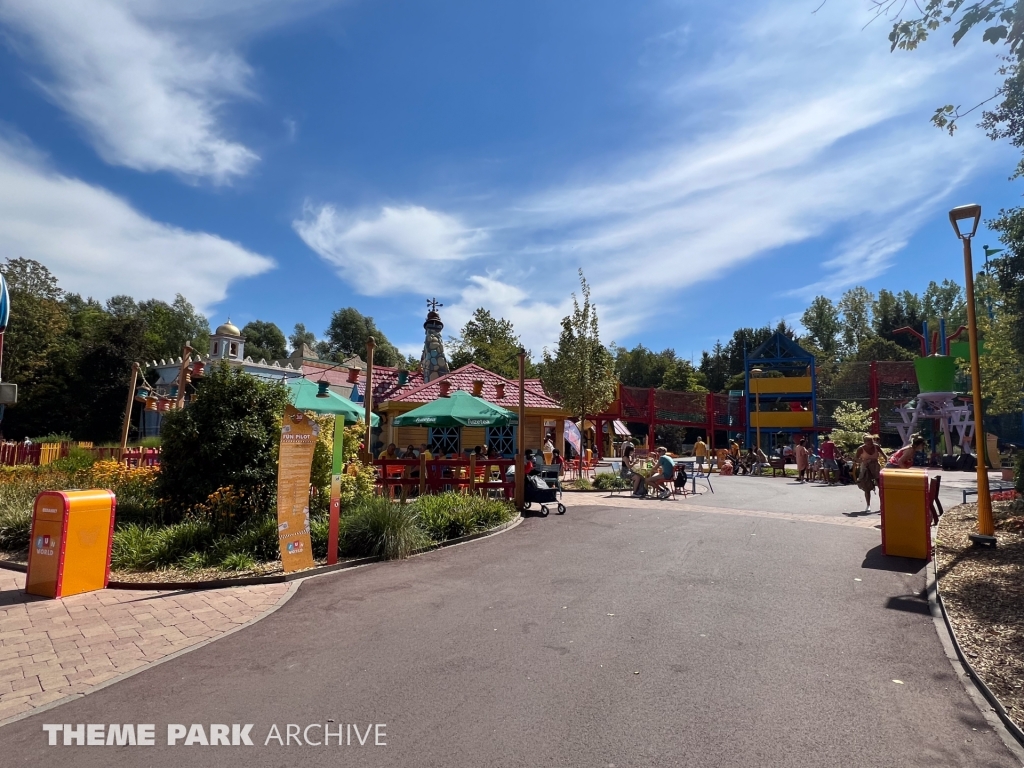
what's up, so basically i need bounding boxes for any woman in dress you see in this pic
[620,444,643,495]
[854,435,885,513]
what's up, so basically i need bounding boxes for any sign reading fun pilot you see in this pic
[276,405,316,573]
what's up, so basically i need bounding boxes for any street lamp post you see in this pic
[750,367,763,455]
[949,204,996,547]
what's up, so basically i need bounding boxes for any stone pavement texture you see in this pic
[0,570,289,722]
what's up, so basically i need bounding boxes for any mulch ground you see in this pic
[935,499,1024,727]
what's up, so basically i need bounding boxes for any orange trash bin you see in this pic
[879,468,931,559]
[25,490,116,598]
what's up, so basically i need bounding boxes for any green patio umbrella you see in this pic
[286,378,379,426]
[392,390,518,427]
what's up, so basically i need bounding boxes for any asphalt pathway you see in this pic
[1,477,1018,767]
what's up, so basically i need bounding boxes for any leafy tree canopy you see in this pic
[240,320,287,362]
[448,308,535,379]
[541,270,617,421]
[323,307,402,368]
[157,364,289,527]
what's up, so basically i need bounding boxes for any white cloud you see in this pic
[0,136,273,311]
[0,0,333,182]
[298,1,1007,349]
[294,204,488,296]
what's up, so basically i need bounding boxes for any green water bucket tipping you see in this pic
[914,355,957,393]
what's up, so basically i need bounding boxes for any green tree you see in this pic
[838,287,875,355]
[0,259,72,438]
[157,364,289,527]
[829,401,877,454]
[448,308,534,378]
[134,295,209,361]
[699,341,731,392]
[989,207,1024,355]
[922,279,966,330]
[289,323,318,357]
[240,320,287,362]
[661,359,708,392]
[323,307,402,367]
[852,337,915,362]
[801,296,842,358]
[613,344,676,388]
[541,270,617,424]
[872,289,924,350]
[879,1,1024,159]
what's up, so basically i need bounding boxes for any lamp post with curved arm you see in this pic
[949,204,996,546]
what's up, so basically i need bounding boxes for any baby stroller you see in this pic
[523,474,566,516]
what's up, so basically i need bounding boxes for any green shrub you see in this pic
[592,473,628,490]
[211,514,278,563]
[220,552,256,572]
[50,446,97,473]
[151,519,216,566]
[340,497,428,560]
[0,506,32,551]
[29,434,72,444]
[157,364,288,529]
[111,524,161,570]
[570,477,593,490]
[413,493,515,542]
[178,552,209,572]
[310,515,330,560]
[1016,452,1024,496]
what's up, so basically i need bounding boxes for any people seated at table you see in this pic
[378,443,398,460]
[646,447,675,499]
[419,443,433,460]
[523,449,538,476]
[402,445,417,459]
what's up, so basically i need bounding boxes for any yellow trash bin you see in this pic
[879,468,931,559]
[25,490,116,599]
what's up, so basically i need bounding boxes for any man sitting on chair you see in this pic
[646,447,675,499]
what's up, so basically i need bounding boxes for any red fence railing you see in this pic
[373,457,514,500]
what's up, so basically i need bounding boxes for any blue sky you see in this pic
[0,0,1018,362]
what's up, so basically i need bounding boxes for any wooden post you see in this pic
[363,336,375,462]
[119,362,140,460]
[515,349,526,509]
[419,452,427,496]
[469,454,476,496]
[175,344,193,410]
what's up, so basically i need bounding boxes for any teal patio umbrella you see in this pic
[392,390,517,427]
[286,378,379,426]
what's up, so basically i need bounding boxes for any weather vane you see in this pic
[427,298,443,312]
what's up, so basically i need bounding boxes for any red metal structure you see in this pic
[586,387,746,458]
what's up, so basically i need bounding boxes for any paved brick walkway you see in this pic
[0,570,290,723]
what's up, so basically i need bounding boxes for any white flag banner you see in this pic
[564,420,582,456]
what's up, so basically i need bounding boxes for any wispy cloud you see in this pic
[0,134,273,311]
[0,0,335,182]
[297,1,1004,351]
[294,204,488,296]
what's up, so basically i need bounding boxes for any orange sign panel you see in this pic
[26,490,115,598]
[277,405,316,573]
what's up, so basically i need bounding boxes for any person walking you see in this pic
[693,436,708,472]
[819,435,838,485]
[855,434,884,513]
[795,438,809,483]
